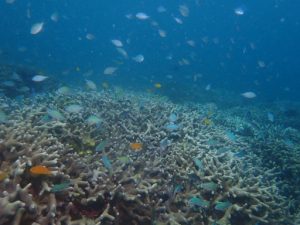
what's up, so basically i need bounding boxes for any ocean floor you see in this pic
[0,88,299,225]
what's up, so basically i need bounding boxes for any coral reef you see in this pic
[0,89,298,224]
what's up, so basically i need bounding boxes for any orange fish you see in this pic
[130,142,143,151]
[30,165,52,175]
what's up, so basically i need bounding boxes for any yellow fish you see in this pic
[0,171,7,181]
[154,83,162,89]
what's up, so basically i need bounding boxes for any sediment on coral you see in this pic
[0,88,298,225]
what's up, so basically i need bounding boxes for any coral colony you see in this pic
[0,88,300,225]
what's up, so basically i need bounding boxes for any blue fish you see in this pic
[102,155,112,171]
[165,123,179,132]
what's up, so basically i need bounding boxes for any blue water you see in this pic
[0,0,299,101]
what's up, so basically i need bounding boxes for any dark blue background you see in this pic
[0,0,299,101]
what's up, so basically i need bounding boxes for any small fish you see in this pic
[174,17,183,24]
[215,201,232,211]
[234,149,247,158]
[30,165,51,175]
[179,5,189,17]
[85,79,97,90]
[158,29,167,38]
[0,171,8,181]
[136,12,149,20]
[193,158,203,171]
[65,104,82,113]
[6,0,15,4]
[165,123,179,132]
[157,6,166,13]
[95,140,107,152]
[102,155,112,171]
[258,60,266,68]
[51,182,70,193]
[30,22,44,35]
[132,54,144,63]
[187,40,196,47]
[111,39,123,47]
[2,80,15,87]
[130,142,143,151]
[32,75,48,82]
[50,12,59,22]
[267,112,274,122]
[234,7,245,15]
[0,111,8,123]
[86,33,95,40]
[200,182,218,191]
[241,91,256,99]
[205,84,211,91]
[47,109,65,121]
[104,67,118,75]
[57,86,72,95]
[169,113,177,122]
[118,156,132,164]
[116,47,128,58]
[87,115,102,125]
[154,83,162,88]
[189,196,209,208]
[226,131,236,142]
[159,138,171,151]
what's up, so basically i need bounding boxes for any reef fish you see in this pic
[193,158,203,171]
[214,201,232,211]
[85,79,97,90]
[132,54,144,63]
[188,196,210,208]
[0,111,8,123]
[87,115,102,125]
[111,39,123,47]
[200,182,218,191]
[104,67,118,75]
[226,131,236,142]
[241,91,256,98]
[168,113,177,122]
[95,140,107,152]
[136,12,149,20]
[32,75,48,82]
[30,22,44,35]
[102,155,112,171]
[30,165,51,175]
[165,123,179,131]
[47,109,65,121]
[130,142,143,151]
[267,112,274,122]
[117,156,132,164]
[154,83,162,89]
[51,182,70,193]
[65,104,82,113]
[0,171,8,181]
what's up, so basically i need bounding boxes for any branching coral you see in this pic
[0,89,297,225]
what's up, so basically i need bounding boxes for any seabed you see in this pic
[0,85,300,225]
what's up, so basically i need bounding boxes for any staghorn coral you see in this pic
[0,89,297,225]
